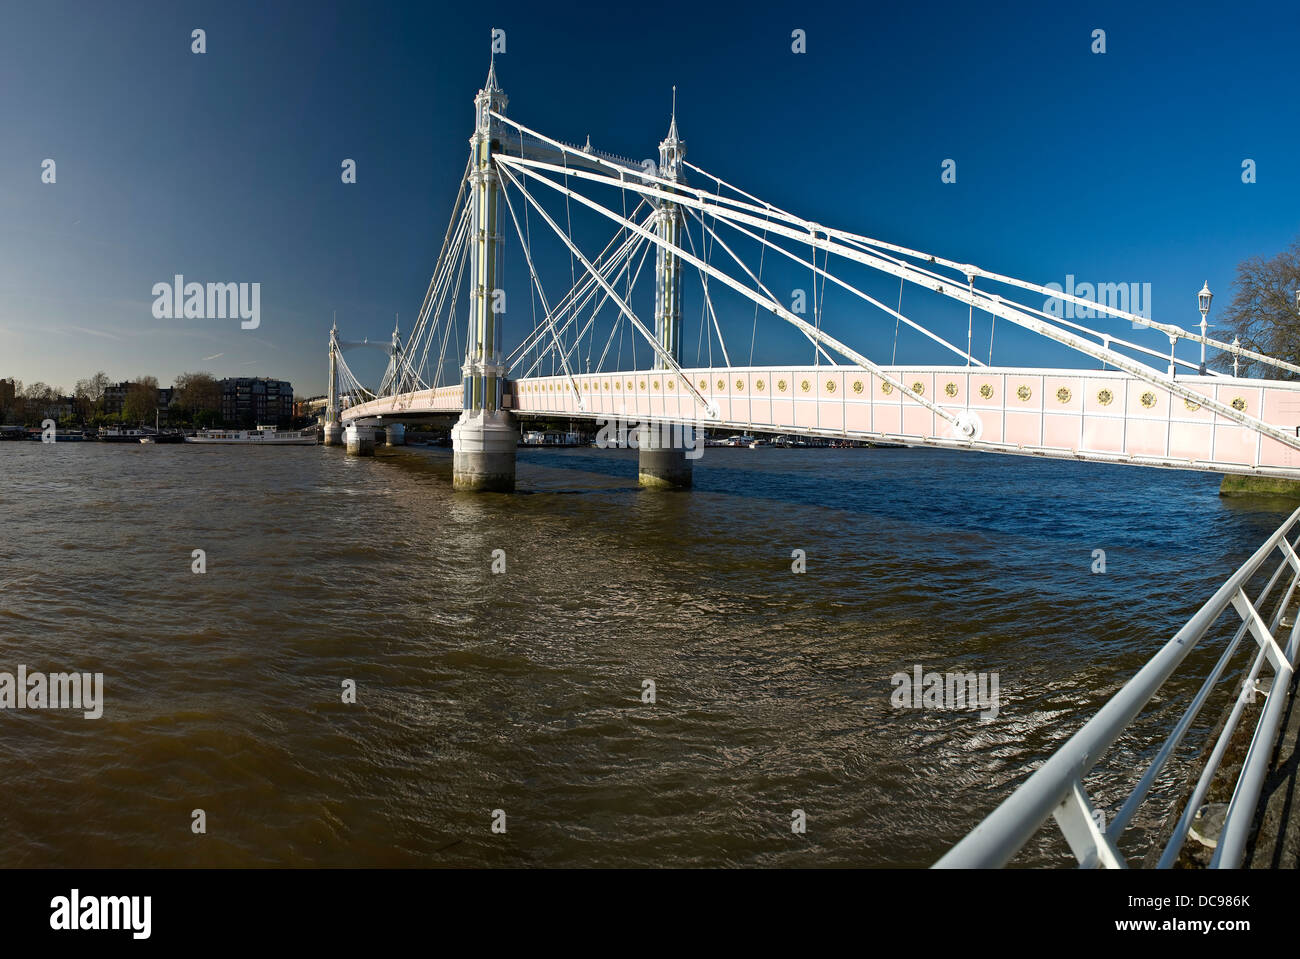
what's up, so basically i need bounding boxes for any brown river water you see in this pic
[0,440,1291,867]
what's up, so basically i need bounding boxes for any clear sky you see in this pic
[2,0,1298,396]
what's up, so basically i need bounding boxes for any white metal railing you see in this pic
[935,506,1300,868]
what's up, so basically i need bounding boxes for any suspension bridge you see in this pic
[322,63,1300,868]
[325,61,1300,492]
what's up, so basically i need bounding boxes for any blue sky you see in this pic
[2,0,1298,396]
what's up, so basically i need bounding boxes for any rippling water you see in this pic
[0,440,1292,867]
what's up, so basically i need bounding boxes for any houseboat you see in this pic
[184,426,317,445]
[98,427,154,443]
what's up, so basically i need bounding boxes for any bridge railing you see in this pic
[935,505,1300,868]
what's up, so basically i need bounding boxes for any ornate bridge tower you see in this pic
[451,62,518,491]
[323,319,343,446]
[639,99,693,489]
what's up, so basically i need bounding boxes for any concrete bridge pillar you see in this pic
[638,430,692,489]
[344,424,374,456]
[452,410,517,491]
[385,423,405,446]
[323,422,344,446]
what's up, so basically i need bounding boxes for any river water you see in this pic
[0,441,1291,867]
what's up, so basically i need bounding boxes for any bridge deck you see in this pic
[342,366,1300,479]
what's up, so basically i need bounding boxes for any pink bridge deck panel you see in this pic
[343,385,463,420]
[345,367,1300,478]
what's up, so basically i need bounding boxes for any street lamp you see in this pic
[1197,281,1213,375]
[1232,335,1241,378]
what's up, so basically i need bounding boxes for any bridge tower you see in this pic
[384,317,405,446]
[323,319,343,446]
[451,62,518,491]
[639,94,693,489]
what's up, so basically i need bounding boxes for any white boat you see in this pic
[184,425,316,446]
[98,427,153,443]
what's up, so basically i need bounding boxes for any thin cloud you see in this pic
[202,352,225,361]
[67,326,122,340]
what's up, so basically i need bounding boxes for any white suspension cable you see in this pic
[499,154,1298,446]
[497,170,585,406]
[491,113,1286,378]
[496,153,969,434]
[495,159,717,418]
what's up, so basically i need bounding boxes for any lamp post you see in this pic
[1197,281,1213,375]
[1232,336,1240,378]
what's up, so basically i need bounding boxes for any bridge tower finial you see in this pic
[659,86,685,179]
[476,58,507,135]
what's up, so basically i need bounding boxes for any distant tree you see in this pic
[19,381,57,425]
[173,371,222,422]
[73,378,97,421]
[122,376,159,425]
[73,371,109,413]
[1211,238,1300,378]
[86,371,108,414]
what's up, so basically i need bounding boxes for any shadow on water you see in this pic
[1217,490,1300,518]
